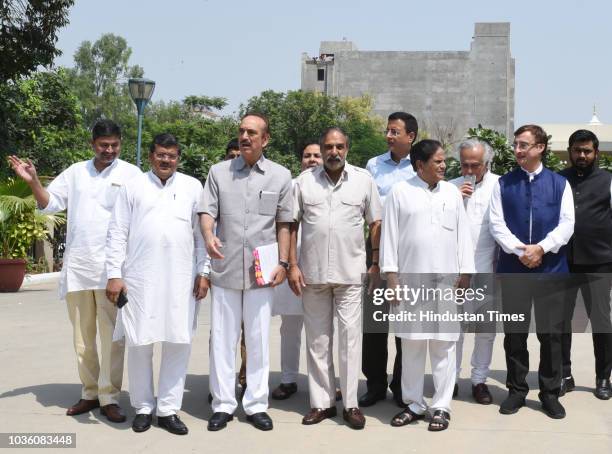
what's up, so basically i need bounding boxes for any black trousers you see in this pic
[501,276,565,397]
[361,235,402,394]
[561,263,612,380]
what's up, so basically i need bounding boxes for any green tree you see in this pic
[183,95,228,113]
[0,0,74,82]
[241,90,386,175]
[67,33,144,127]
[0,69,89,179]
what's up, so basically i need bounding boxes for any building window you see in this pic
[317,68,325,81]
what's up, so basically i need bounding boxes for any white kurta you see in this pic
[39,159,141,299]
[449,172,499,273]
[106,171,207,347]
[380,176,476,341]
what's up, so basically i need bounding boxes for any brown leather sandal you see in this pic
[390,407,425,427]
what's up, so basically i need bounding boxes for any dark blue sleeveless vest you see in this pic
[496,167,569,273]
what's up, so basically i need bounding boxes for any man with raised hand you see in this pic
[8,119,141,423]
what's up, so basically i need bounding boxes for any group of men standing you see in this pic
[7,108,612,434]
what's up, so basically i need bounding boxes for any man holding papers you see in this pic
[199,113,293,432]
[289,127,382,430]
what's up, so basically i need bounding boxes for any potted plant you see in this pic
[0,178,64,292]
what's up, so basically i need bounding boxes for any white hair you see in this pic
[456,139,494,169]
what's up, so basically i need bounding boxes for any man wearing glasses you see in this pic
[106,133,209,435]
[489,124,574,419]
[360,112,418,408]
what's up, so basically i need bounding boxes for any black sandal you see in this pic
[428,409,450,431]
[390,407,424,427]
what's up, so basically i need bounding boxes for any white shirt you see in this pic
[488,164,575,257]
[106,171,207,346]
[381,176,475,341]
[39,158,141,299]
[366,151,416,205]
[449,172,500,272]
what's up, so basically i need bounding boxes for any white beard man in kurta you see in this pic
[381,139,475,432]
[449,139,499,405]
[105,133,210,435]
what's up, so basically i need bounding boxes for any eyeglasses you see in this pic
[384,129,402,137]
[512,141,540,151]
[153,152,179,161]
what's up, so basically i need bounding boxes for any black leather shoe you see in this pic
[472,383,493,405]
[499,392,525,415]
[539,393,566,419]
[594,378,612,400]
[208,412,233,431]
[559,376,575,397]
[246,412,273,431]
[271,382,297,400]
[132,414,152,433]
[358,389,386,407]
[158,414,188,435]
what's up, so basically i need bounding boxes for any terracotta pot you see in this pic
[0,258,27,292]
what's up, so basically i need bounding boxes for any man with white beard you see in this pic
[449,139,499,404]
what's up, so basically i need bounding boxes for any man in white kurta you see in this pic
[106,134,208,435]
[8,119,141,422]
[449,139,499,404]
[381,139,474,431]
[271,143,323,400]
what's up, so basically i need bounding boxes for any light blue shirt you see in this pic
[365,151,416,204]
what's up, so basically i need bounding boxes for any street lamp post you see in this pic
[128,78,156,168]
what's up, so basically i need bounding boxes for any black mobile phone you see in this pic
[117,290,128,308]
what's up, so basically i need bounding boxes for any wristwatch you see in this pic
[198,271,210,278]
[279,260,290,270]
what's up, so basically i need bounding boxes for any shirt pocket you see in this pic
[302,196,326,224]
[341,196,364,226]
[258,191,279,216]
[99,182,122,211]
[442,207,457,231]
[219,191,243,216]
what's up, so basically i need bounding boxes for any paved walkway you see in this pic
[0,281,610,453]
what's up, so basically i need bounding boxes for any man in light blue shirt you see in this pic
[360,112,418,408]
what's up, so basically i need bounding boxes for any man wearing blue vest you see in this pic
[489,124,574,419]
